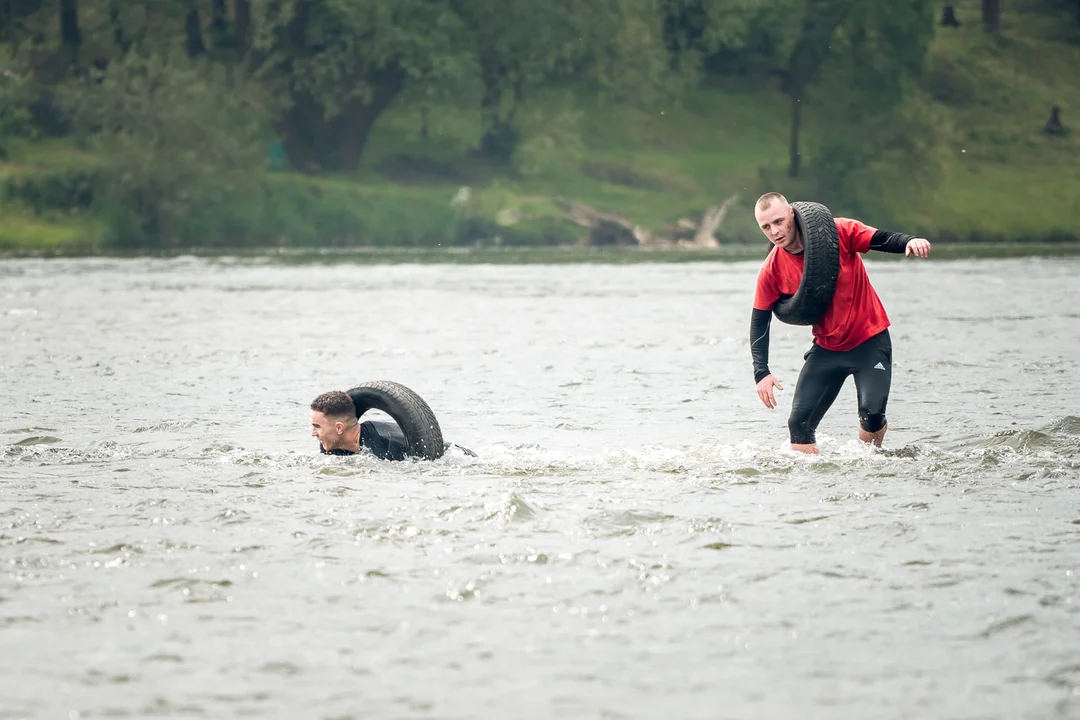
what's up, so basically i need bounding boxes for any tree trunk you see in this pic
[107,1,130,53]
[788,95,802,178]
[336,67,407,171]
[234,0,251,55]
[59,0,80,65]
[185,1,205,57]
[279,66,406,173]
[275,1,322,170]
[4,0,13,47]
[285,0,312,50]
[277,90,324,171]
[476,60,520,161]
[479,73,503,153]
[782,0,854,180]
[940,5,960,27]
[981,0,1000,34]
[446,0,521,161]
[274,0,406,172]
[211,0,228,36]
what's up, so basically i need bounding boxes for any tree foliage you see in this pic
[4,0,1065,246]
[62,49,270,245]
[245,0,474,171]
[806,0,942,219]
[0,73,34,153]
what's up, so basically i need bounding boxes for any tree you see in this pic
[445,0,577,161]
[1035,0,1080,24]
[185,0,207,57]
[783,0,854,178]
[106,0,132,54]
[246,0,689,172]
[234,0,251,54]
[248,0,474,172]
[59,0,82,65]
[700,0,856,178]
[732,0,937,187]
[63,50,271,245]
[663,0,757,75]
[807,0,942,219]
[445,0,691,162]
[210,0,228,44]
[0,67,34,153]
[99,1,198,58]
[981,0,1001,33]
[573,0,699,104]
[1,0,46,50]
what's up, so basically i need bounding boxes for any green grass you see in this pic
[2,1,1080,254]
[933,2,1080,140]
[0,137,106,178]
[909,1,1080,236]
[360,80,790,243]
[0,206,102,254]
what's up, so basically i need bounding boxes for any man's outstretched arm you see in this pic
[869,230,931,258]
[750,308,783,409]
[750,308,772,383]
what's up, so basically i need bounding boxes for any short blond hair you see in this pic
[755,192,788,212]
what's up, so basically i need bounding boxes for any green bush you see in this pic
[0,73,34,155]
[58,49,271,248]
[2,168,97,212]
[147,177,467,249]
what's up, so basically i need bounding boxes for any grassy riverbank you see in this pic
[6,242,1079,265]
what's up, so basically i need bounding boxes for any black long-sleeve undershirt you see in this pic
[748,230,915,381]
[868,229,916,254]
[750,308,772,383]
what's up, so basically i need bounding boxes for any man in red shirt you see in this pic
[750,192,932,454]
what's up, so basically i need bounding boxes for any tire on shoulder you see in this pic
[346,380,446,461]
[772,201,840,326]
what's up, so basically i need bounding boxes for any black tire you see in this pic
[772,201,840,326]
[346,381,446,461]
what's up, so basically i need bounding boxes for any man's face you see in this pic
[755,201,801,253]
[311,410,347,450]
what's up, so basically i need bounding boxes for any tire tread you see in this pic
[772,201,841,326]
[346,381,445,461]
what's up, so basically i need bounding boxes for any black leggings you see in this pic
[788,330,892,445]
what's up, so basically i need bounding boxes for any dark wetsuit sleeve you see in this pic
[868,230,915,254]
[360,420,409,461]
[750,308,772,383]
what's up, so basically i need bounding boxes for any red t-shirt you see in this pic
[753,217,890,352]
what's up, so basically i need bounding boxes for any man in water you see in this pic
[749,192,932,454]
[310,390,413,460]
[310,390,475,459]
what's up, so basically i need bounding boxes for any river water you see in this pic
[1,254,1078,719]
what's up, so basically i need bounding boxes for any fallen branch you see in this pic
[552,193,740,247]
[552,197,658,246]
[681,193,740,248]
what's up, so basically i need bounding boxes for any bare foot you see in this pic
[858,423,888,447]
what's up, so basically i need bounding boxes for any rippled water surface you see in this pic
[2,254,1079,719]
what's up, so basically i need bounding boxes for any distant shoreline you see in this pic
[3,242,1080,264]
